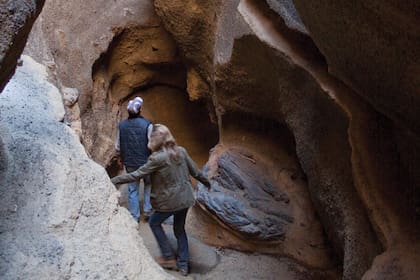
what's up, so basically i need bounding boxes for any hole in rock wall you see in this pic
[220,112,298,160]
[82,25,218,178]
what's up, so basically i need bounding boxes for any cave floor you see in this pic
[138,208,328,280]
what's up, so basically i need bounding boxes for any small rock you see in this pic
[61,87,80,107]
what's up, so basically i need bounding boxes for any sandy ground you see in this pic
[120,183,336,280]
[139,219,308,280]
[137,211,334,280]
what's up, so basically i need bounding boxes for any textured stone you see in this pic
[62,87,79,107]
[266,0,307,33]
[154,1,393,277]
[7,0,418,279]
[292,0,420,136]
[0,55,173,280]
[198,148,293,241]
[24,0,161,164]
[290,2,420,279]
[0,0,45,91]
[154,0,222,83]
[186,68,209,101]
[213,31,379,280]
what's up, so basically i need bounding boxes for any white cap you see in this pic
[127,96,143,114]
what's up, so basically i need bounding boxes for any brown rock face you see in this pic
[154,0,222,83]
[86,24,218,170]
[213,33,380,278]
[85,24,187,165]
[0,0,45,91]
[155,0,420,279]
[292,0,420,135]
[196,114,333,269]
[290,1,420,279]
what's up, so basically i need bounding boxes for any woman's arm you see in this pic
[111,153,163,185]
[182,147,210,188]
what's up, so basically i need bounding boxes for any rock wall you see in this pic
[154,0,420,279]
[25,0,218,169]
[293,0,420,135]
[290,1,420,279]
[1,0,419,279]
[0,0,45,91]
[0,56,172,279]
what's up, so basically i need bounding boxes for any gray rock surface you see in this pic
[0,55,173,280]
[197,149,293,241]
[0,0,45,91]
[266,0,307,33]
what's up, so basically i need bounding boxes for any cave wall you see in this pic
[154,0,420,279]
[292,0,420,135]
[290,1,420,279]
[25,0,218,169]
[1,0,419,279]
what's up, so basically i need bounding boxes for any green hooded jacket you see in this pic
[111,146,209,212]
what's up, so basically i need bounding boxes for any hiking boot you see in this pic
[143,211,153,222]
[154,257,177,270]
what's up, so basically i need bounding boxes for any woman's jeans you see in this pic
[126,167,152,221]
[149,208,189,270]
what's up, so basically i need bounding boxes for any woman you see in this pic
[111,124,210,276]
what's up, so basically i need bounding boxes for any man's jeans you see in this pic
[149,208,189,271]
[126,167,152,221]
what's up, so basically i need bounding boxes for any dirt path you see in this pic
[119,184,335,279]
[138,210,333,280]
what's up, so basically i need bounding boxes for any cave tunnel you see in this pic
[83,25,218,178]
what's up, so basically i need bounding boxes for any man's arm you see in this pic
[111,152,162,185]
[114,129,123,170]
[147,123,153,141]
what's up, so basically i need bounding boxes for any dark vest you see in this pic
[119,116,151,168]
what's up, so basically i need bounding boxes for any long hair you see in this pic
[148,124,182,162]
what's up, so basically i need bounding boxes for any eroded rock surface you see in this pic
[155,0,420,279]
[0,0,44,91]
[2,0,417,279]
[0,56,172,280]
[293,0,420,135]
[199,148,293,241]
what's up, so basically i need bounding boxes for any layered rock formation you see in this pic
[1,0,419,279]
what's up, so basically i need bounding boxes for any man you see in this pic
[115,96,153,222]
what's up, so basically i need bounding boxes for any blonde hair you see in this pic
[148,124,182,161]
